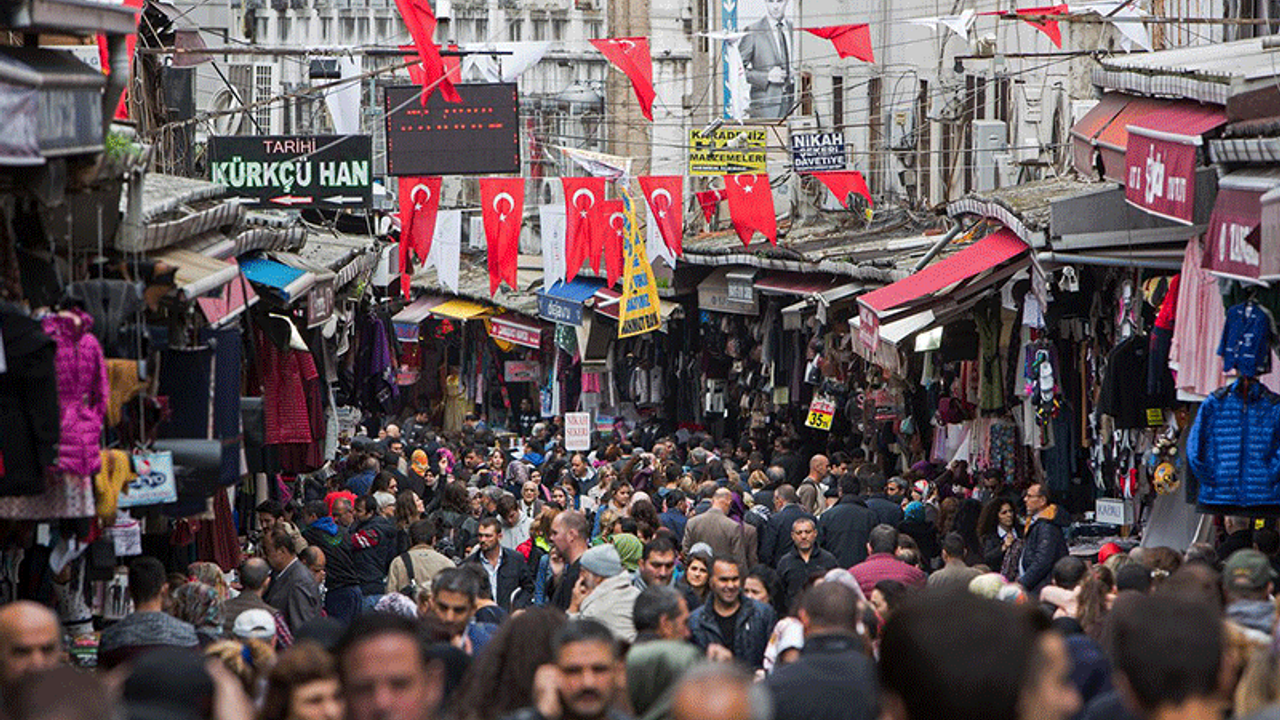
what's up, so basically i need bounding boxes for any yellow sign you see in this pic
[688,127,767,176]
[805,395,836,431]
[618,188,662,338]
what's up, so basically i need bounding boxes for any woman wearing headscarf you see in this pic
[626,642,705,720]
[610,533,643,573]
[898,501,941,569]
[170,581,225,647]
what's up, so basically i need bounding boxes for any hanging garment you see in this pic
[94,450,135,523]
[974,300,1005,412]
[256,325,318,446]
[65,280,146,359]
[0,473,95,520]
[1187,379,1280,511]
[1097,335,1161,429]
[1220,301,1275,378]
[0,304,59,497]
[43,309,108,477]
[106,360,146,429]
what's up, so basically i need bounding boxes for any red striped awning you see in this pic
[858,229,1029,316]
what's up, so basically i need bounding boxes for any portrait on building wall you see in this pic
[737,0,796,120]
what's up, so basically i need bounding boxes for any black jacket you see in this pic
[898,520,942,568]
[688,597,776,670]
[776,547,840,611]
[0,305,58,496]
[865,494,904,528]
[351,515,399,595]
[303,521,360,589]
[465,546,531,611]
[818,496,877,567]
[764,634,879,720]
[761,504,817,566]
[1017,511,1069,592]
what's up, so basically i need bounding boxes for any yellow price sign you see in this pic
[805,395,836,432]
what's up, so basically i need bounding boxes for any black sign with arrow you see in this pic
[208,134,373,210]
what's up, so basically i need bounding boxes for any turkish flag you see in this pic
[695,189,726,224]
[594,199,627,286]
[639,176,683,258]
[1016,5,1067,47]
[802,25,874,63]
[394,0,462,103]
[589,38,656,121]
[480,178,524,295]
[397,177,442,298]
[811,171,872,209]
[722,174,777,246]
[562,177,607,281]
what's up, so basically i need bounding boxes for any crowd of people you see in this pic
[3,413,1280,720]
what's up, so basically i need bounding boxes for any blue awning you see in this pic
[537,278,605,326]
[240,256,315,301]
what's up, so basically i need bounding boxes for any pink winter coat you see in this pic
[42,309,108,477]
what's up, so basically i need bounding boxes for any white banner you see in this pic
[430,210,462,294]
[539,204,567,287]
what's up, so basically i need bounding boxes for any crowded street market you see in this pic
[2,0,1280,717]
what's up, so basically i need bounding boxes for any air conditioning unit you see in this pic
[971,119,1007,192]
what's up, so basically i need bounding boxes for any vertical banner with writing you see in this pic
[565,411,592,450]
[618,188,662,338]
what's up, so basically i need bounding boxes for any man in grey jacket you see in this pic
[569,545,640,642]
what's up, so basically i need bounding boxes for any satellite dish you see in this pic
[209,89,247,136]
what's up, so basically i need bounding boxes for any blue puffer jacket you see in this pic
[1187,380,1280,507]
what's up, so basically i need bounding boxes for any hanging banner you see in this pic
[617,189,662,338]
[1202,188,1264,283]
[689,126,767,175]
[720,0,737,120]
[504,360,540,382]
[565,411,592,450]
[1124,132,1198,224]
[119,451,177,508]
[858,303,880,351]
[805,394,836,431]
[791,131,846,172]
[208,135,373,209]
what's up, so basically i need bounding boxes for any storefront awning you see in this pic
[154,248,242,301]
[0,48,105,165]
[432,298,494,321]
[392,296,446,341]
[538,278,606,327]
[753,271,847,296]
[1071,94,1129,178]
[1202,170,1280,284]
[239,256,316,301]
[1124,103,1226,224]
[592,287,683,327]
[488,311,546,349]
[195,263,257,328]
[857,229,1029,318]
[1051,176,1214,251]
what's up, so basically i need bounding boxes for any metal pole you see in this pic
[911,220,968,272]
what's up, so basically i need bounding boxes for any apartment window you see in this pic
[376,17,389,41]
[254,65,273,132]
[277,16,290,41]
[832,74,844,130]
[255,17,269,40]
[341,17,355,41]
[508,18,522,40]
[551,18,566,39]
[321,16,332,39]
[532,18,547,39]
[357,17,369,41]
[585,20,601,37]
[474,18,488,40]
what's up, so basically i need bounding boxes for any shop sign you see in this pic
[1202,188,1263,282]
[1095,498,1135,526]
[1124,133,1197,224]
[504,360,540,383]
[384,83,520,176]
[618,191,662,338]
[596,414,615,434]
[791,131,846,173]
[805,394,836,431]
[688,126,767,176]
[119,451,177,508]
[491,319,543,349]
[306,277,335,328]
[208,135,373,209]
[565,412,592,451]
[858,304,880,352]
[539,294,586,326]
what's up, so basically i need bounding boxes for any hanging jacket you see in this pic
[0,305,59,495]
[43,309,108,477]
[1188,380,1280,508]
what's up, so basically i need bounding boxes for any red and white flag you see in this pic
[802,25,875,63]
[479,178,524,295]
[394,0,462,103]
[1015,5,1068,47]
[695,188,726,224]
[638,176,683,258]
[595,199,626,286]
[589,38,656,121]
[562,177,607,281]
[397,177,442,298]
[811,171,872,209]
[722,174,776,246]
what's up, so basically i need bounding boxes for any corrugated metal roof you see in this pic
[947,175,1105,247]
[1095,38,1280,104]
[410,255,543,318]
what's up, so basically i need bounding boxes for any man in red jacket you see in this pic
[850,525,925,597]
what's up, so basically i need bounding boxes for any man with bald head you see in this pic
[0,601,62,687]
[671,664,772,720]
[682,488,747,571]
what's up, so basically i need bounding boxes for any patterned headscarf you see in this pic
[188,562,230,601]
[611,533,643,572]
[171,581,224,631]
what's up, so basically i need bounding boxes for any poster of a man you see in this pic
[738,0,795,120]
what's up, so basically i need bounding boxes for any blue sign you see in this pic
[539,293,585,326]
